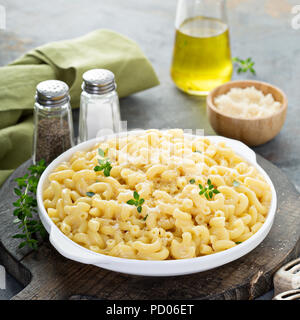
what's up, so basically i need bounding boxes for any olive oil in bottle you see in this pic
[170,16,233,95]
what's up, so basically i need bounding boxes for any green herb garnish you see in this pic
[127,191,145,213]
[143,214,148,221]
[232,57,256,75]
[94,148,112,176]
[86,192,95,197]
[233,180,240,187]
[194,150,202,154]
[13,159,47,250]
[189,179,196,184]
[235,241,242,244]
[98,148,105,157]
[199,179,220,200]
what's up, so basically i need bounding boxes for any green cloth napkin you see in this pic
[0,29,159,186]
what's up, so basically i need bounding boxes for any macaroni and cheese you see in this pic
[43,130,271,260]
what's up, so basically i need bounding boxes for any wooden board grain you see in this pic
[0,156,299,300]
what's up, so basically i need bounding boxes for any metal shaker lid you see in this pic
[82,69,116,95]
[36,80,70,106]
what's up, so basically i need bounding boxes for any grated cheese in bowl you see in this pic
[214,86,282,119]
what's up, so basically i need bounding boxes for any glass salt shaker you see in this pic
[33,80,74,165]
[79,69,121,142]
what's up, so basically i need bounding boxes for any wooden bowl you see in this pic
[206,80,288,146]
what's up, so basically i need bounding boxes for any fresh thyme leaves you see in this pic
[143,214,148,221]
[232,57,256,75]
[86,192,95,197]
[194,150,202,154]
[94,148,112,176]
[233,180,240,187]
[189,179,196,184]
[98,148,105,157]
[127,191,145,213]
[199,179,220,200]
[13,159,47,250]
[235,241,242,244]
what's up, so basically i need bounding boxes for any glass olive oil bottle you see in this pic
[171,16,233,95]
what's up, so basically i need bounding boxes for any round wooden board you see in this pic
[0,156,299,300]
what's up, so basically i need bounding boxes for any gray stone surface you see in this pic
[0,0,299,300]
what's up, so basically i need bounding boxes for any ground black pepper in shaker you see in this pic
[33,80,74,165]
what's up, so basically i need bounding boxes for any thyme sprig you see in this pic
[94,148,112,177]
[199,179,220,200]
[232,57,256,75]
[233,180,240,187]
[13,159,47,250]
[127,191,145,213]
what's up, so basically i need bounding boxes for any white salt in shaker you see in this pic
[79,69,121,142]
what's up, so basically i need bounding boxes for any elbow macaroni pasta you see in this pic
[43,129,271,260]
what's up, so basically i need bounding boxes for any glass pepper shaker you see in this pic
[79,69,121,142]
[33,80,74,165]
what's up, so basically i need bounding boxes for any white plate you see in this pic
[37,131,277,276]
